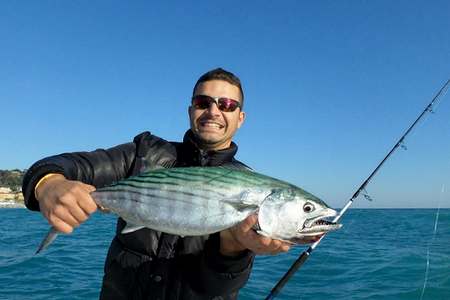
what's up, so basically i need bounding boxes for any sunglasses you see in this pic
[191,95,241,112]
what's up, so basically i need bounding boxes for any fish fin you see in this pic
[35,227,59,254]
[121,223,146,234]
[223,200,259,212]
[220,190,260,212]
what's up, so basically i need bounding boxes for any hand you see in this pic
[220,214,292,256]
[35,174,97,234]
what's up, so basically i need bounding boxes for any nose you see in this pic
[205,101,221,116]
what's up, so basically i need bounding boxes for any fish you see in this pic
[36,166,342,253]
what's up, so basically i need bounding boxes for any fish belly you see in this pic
[93,185,251,236]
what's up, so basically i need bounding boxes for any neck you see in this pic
[198,141,231,152]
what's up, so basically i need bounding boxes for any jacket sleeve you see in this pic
[22,140,137,211]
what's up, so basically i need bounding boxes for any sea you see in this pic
[0,208,449,300]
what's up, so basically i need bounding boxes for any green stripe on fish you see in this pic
[35,166,342,253]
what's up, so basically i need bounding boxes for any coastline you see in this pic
[0,200,25,208]
[0,193,25,208]
[0,187,25,208]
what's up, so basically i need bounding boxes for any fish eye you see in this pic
[303,202,315,213]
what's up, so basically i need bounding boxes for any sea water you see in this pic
[0,209,449,300]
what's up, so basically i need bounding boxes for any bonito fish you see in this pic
[36,166,342,253]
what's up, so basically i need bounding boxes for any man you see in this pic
[22,68,292,299]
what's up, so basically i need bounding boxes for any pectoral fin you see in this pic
[221,190,260,212]
[121,223,146,234]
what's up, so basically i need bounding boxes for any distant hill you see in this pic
[0,170,25,206]
[0,169,25,192]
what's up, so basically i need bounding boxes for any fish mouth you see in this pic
[299,214,342,236]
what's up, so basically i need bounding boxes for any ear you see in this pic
[188,105,194,125]
[237,111,246,128]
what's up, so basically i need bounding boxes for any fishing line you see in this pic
[265,79,450,300]
[419,96,450,299]
[419,184,444,300]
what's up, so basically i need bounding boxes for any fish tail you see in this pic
[35,227,59,254]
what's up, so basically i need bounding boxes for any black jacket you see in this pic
[22,130,255,300]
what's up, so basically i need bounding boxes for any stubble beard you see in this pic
[194,131,230,151]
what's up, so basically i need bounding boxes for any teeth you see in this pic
[313,220,332,226]
[301,218,342,233]
[201,122,222,128]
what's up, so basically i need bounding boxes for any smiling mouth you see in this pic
[199,121,224,129]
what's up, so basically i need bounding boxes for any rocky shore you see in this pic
[0,190,25,208]
[0,199,25,208]
[0,169,25,208]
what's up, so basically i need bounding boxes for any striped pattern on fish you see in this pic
[93,166,333,236]
[36,166,341,253]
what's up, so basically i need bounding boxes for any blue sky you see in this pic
[1,1,449,208]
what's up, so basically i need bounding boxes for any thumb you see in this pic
[239,214,258,233]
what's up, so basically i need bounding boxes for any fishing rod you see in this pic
[265,79,450,300]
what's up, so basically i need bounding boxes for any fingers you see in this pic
[68,203,90,224]
[49,215,75,234]
[224,214,291,255]
[77,187,98,216]
[249,235,291,255]
[238,214,258,232]
[78,183,97,215]
[269,240,291,254]
[37,178,97,234]
[81,182,96,193]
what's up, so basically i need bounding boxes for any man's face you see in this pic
[189,80,245,151]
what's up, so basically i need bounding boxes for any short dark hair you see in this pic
[193,68,244,109]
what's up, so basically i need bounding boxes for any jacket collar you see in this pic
[180,130,238,167]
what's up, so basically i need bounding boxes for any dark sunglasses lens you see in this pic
[192,95,240,112]
[218,98,239,112]
[192,96,212,109]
